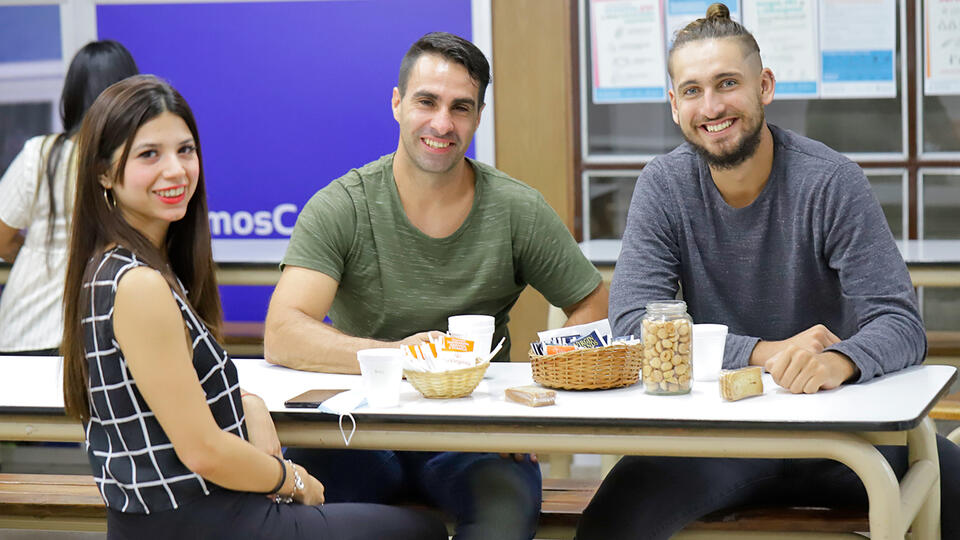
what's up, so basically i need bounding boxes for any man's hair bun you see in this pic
[706,3,731,21]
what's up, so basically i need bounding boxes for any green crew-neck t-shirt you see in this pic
[282,154,602,361]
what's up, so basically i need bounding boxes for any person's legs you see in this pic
[282,448,403,503]
[107,489,448,540]
[791,434,960,538]
[403,451,541,540]
[576,456,785,540]
[578,434,960,540]
[314,502,449,540]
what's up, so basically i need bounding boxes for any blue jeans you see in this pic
[576,434,960,540]
[284,448,542,540]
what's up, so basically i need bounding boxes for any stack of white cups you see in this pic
[447,315,495,360]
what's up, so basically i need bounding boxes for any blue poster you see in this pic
[98,0,473,320]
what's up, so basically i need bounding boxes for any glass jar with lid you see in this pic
[641,300,693,395]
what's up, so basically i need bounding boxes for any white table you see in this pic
[0,356,953,540]
[579,239,960,288]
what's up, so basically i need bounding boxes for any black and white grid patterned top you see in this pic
[82,246,247,514]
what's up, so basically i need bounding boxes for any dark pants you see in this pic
[285,448,542,540]
[106,488,447,540]
[0,348,59,356]
[576,434,960,540]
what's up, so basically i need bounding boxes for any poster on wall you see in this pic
[665,0,741,49]
[97,0,475,321]
[590,0,667,103]
[819,0,897,99]
[742,0,819,99]
[924,0,960,96]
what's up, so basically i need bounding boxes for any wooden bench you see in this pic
[0,473,873,538]
[0,473,105,531]
[927,331,960,368]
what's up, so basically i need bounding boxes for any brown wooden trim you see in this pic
[571,0,584,241]
[906,0,919,239]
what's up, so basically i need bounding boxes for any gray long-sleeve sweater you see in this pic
[610,124,926,382]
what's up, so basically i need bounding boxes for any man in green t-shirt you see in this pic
[264,32,606,540]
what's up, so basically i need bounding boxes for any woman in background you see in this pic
[0,40,138,355]
[61,75,445,539]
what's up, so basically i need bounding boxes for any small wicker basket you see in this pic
[529,343,644,390]
[404,362,490,399]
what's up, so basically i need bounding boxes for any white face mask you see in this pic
[317,389,367,446]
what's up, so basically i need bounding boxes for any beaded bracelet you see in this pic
[274,461,303,504]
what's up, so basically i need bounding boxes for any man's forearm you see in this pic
[264,309,388,374]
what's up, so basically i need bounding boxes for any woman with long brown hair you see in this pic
[61,75,445,539]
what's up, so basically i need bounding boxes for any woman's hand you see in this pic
[242,393,282,458]
[292,463,325,506]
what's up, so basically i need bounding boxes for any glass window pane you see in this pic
[920,2,960,154]
[922,95,960,154]
[921,288,960,332]
[921,172,960,239]
[583,0,904,157]
[587,174,638,239]
[865,173,904,240]
[585,171,904,241]
[0,102,53,173]
[0,5,61,63]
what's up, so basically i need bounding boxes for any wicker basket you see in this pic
[529,343,644,390]
[404,362,490,399]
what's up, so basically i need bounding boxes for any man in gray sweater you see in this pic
[576,4,959,539]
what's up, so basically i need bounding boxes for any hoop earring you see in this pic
[102,188,116,208]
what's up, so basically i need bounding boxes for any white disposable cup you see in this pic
[692,324,728,382]
[357,348,403,408]
[448,315,495,360]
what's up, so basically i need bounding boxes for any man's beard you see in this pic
[685,114,764,170]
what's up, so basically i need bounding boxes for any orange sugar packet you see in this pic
[442,335,475,353]
[546,344,576,355]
